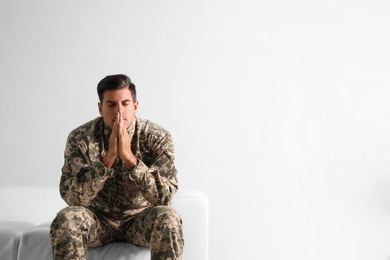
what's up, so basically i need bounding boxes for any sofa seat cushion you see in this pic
[0,221,35,260]
[87,242,150,260]
[17,222,150,260]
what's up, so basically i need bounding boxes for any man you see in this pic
[50,74,183,260]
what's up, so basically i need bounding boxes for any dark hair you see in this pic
[97,74,137,103]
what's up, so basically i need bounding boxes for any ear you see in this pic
[98,102,103,116]
[133,101,139,114]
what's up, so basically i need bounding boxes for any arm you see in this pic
[60,132,113,206]
[126,132,179,206]
[115,113,178,206]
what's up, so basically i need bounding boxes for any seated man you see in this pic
[50,74,183,260]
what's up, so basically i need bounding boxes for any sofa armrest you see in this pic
[172,188,209,260]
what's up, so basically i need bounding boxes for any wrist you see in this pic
[124,155,137,171]
[103,152,116,169]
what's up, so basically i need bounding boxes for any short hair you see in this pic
[97,74,137,103]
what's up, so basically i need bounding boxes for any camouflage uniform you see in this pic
[50,116,183,260]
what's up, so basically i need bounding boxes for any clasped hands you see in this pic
[103,112,137,170]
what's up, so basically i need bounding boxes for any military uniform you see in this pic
[50,116,184,260]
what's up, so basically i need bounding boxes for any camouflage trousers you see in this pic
[49,205,184,260]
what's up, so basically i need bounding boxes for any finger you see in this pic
[119,113,126,133]
[112,123,117,136]
[113,112,118,124]
[113,113,118,127]
[112,115,119,136]
[117,112,122,132]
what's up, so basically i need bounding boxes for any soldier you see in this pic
[50,74,184,260]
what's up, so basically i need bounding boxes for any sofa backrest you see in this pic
[0,186,208,230]
[0,186,66,224]
[0,186,209,260]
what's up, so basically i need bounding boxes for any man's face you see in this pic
[98,88,138,130]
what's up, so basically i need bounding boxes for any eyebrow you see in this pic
[105,99,132,104]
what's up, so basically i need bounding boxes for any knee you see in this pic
[50,206,90,234]
[149,206,184,254]
[152,206,183,232]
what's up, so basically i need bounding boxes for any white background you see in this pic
[1,0,390,259]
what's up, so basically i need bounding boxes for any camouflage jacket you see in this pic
[60,116,178,219]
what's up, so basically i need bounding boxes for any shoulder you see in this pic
[67,117,103,142]
[135,116,171,139]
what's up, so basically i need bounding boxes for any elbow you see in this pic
[157,185,177,206]
[60,188,84,206]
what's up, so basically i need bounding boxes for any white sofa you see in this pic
[0,186,208,260]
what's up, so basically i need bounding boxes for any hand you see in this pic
[118,112,137,170]
[102,113,120,169]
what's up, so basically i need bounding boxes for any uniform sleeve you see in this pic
[60,132,113,206]
[126,132,178,206]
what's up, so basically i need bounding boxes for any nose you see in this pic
[116,103,124,113]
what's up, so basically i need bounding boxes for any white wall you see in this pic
[1,0,390,259]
